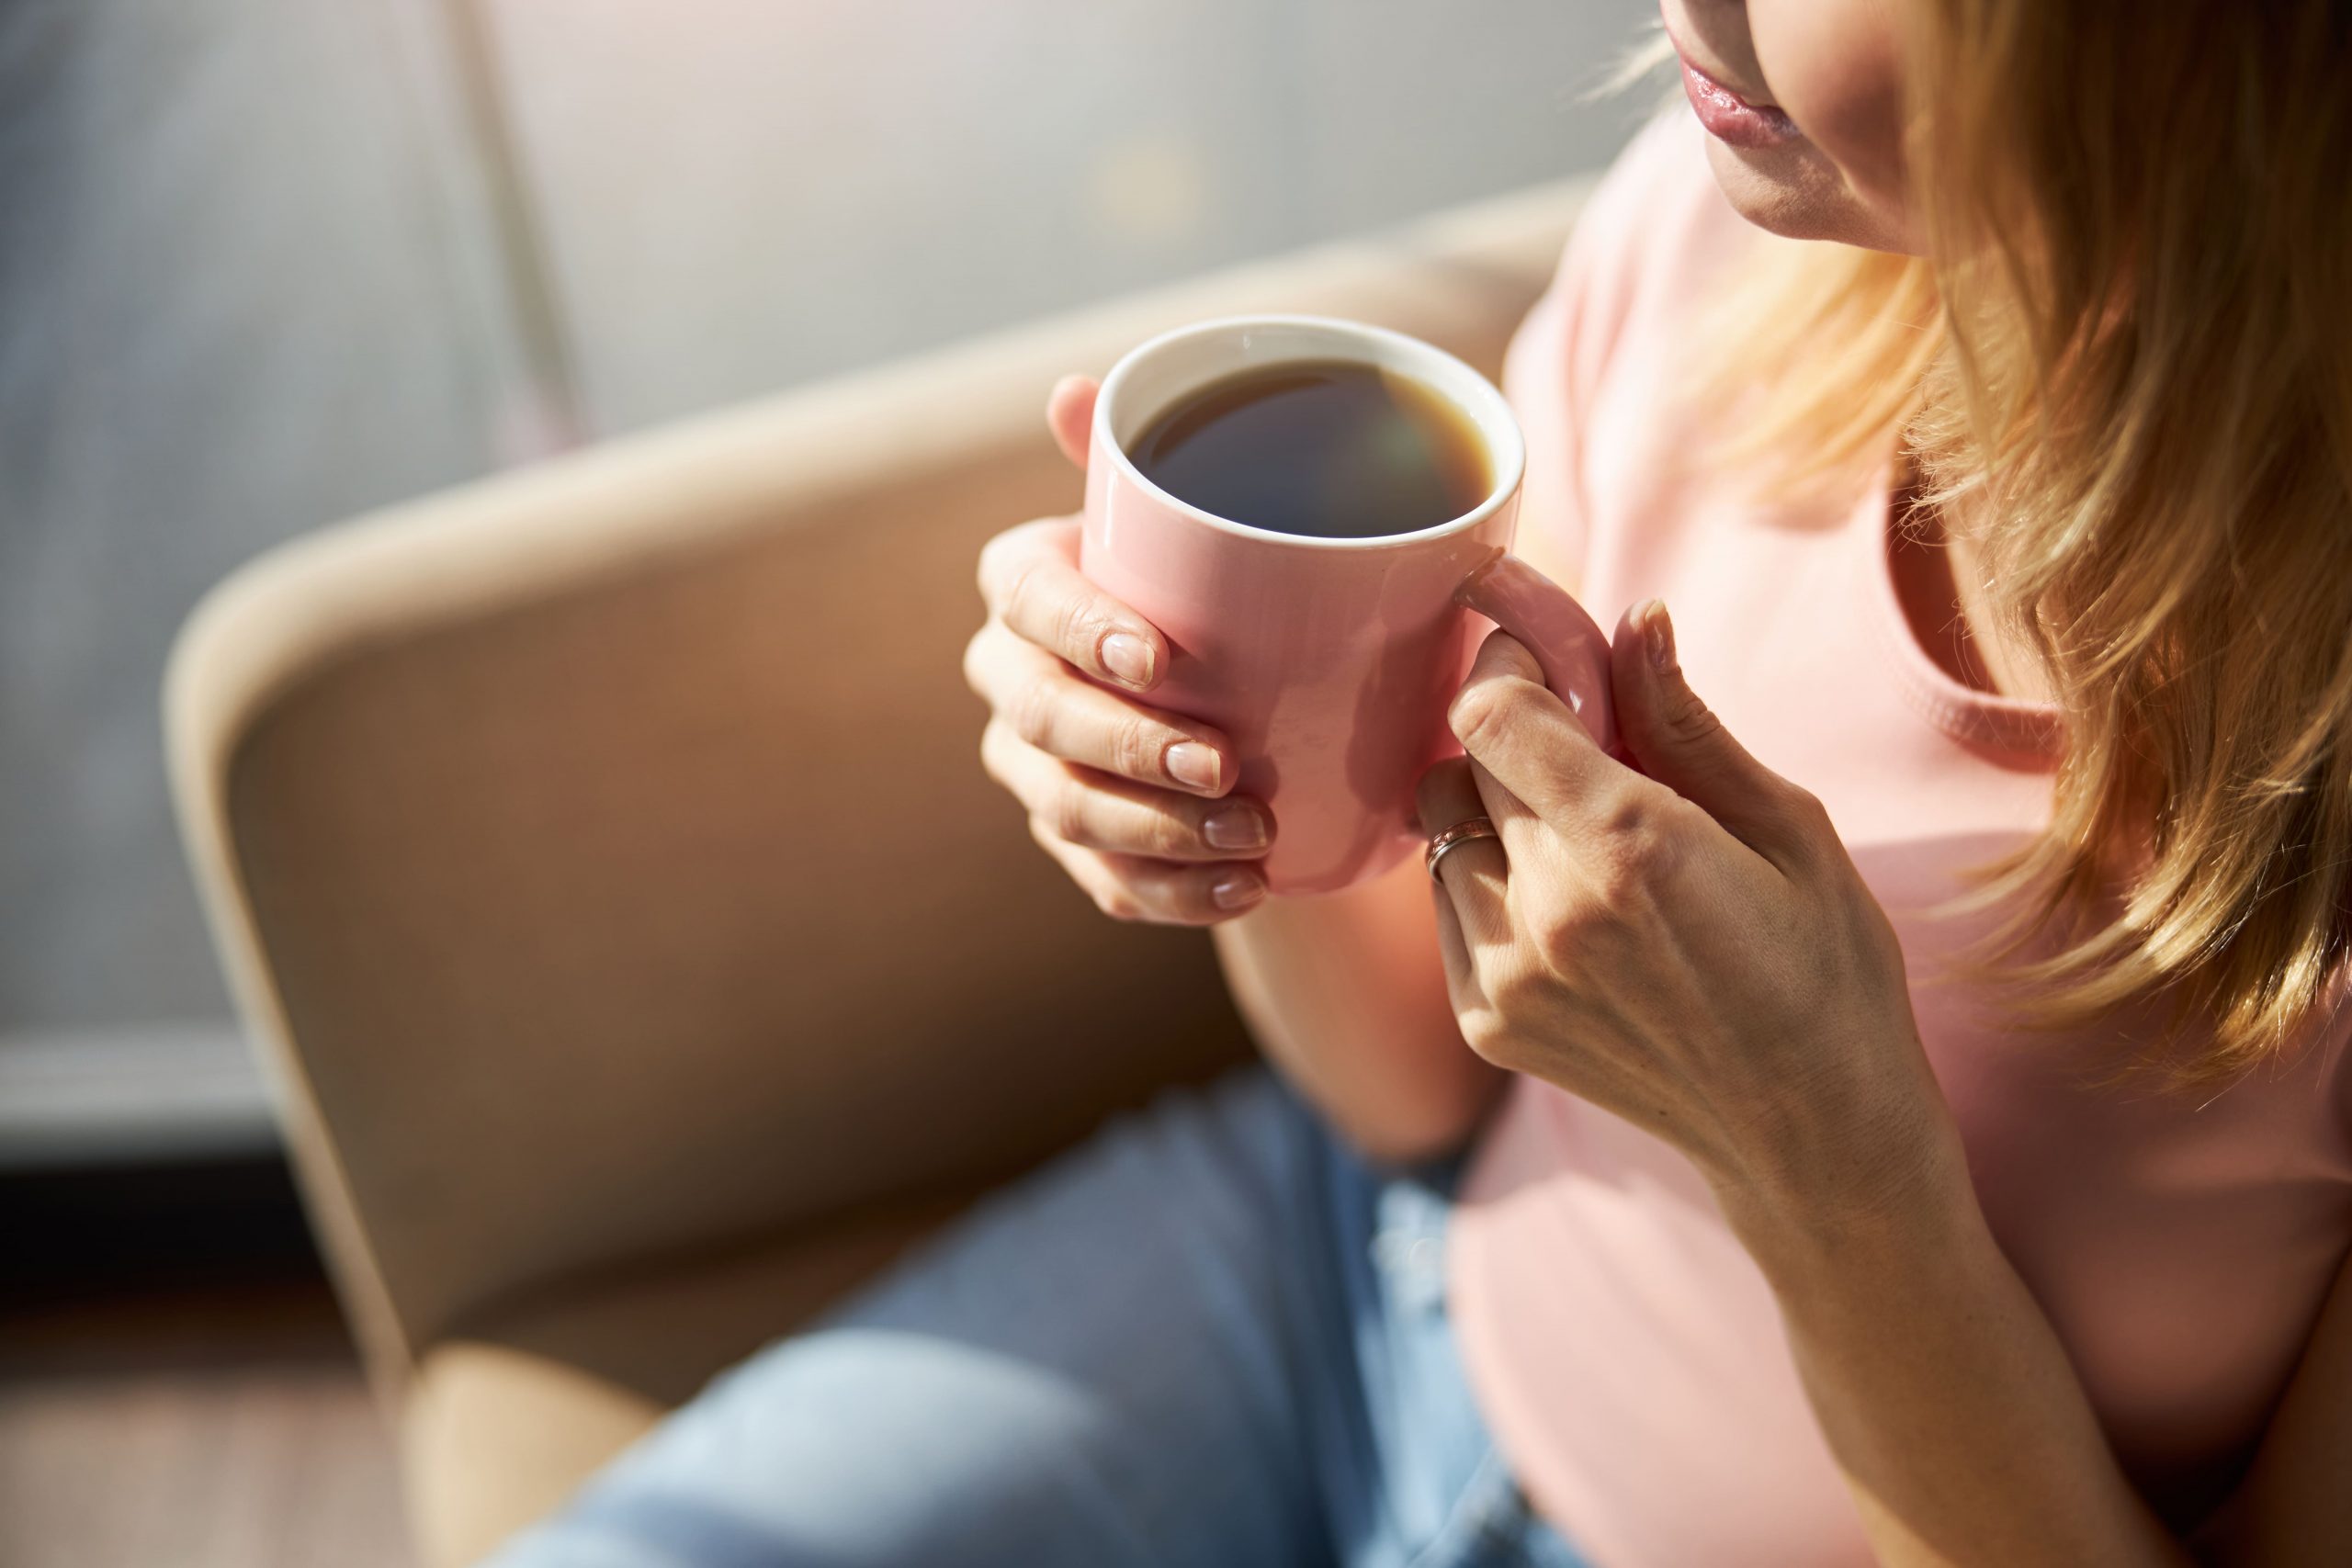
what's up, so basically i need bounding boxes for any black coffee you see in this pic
[1128,359,1490,539]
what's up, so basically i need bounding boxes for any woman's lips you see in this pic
[1676,53,1801,149]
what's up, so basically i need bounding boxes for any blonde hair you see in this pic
[1704,2,2352,1082]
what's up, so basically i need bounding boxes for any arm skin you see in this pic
[2213,1240,2352,1564]
[1727,1161,2352,1568]
[1203,523,1585,1167]
[1727,1174,2193,1566]
[1211,852,1506,1165]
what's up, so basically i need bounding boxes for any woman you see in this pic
[496,2,2352,1563]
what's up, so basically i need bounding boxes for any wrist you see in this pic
[1711,1110,1982,1293]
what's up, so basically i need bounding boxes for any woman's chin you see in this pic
[1702,137,1920,254]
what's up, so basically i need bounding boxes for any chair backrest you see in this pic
[165,178,1586,1397]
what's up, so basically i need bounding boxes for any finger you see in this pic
[1447,627,1614,820]
[1423,874,1498,1038]
[1611,600,1821,869]
[1425,871,1474,988]
[977,517,1165,693]
[965,623,1235,795]
[1029,818,1267,926]
[1456,553,1618,753]
[1046,375,1098,469]
[1463,755,1551,876]
[982,720,1272,862]
[1415,756,1511,950]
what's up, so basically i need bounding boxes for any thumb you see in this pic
[1046,375,1098,470]
[1455,553,1618,755]
[1611,599,1817,866]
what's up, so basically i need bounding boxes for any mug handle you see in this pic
[1456,553,1621,758]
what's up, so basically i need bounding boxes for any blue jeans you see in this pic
[488,1067,1589,1568]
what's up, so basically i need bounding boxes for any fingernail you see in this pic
[1642,600,1677,673]
[1203,804,1268,852]
[1100,631,1154,687]
[1165,741,1221,791]
[1211,869,1265,910]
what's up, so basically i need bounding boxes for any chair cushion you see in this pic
[401,1195,963,1567]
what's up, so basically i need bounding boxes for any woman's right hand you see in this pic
[962,375,1273,925]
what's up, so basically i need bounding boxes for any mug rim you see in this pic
[1091,313,1528,552]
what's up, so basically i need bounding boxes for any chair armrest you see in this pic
[165,175,1591,1400]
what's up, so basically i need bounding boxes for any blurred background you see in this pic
[1,1,1650,1562]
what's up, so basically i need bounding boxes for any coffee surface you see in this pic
[1128,360,1489,539]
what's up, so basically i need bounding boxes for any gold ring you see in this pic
[1425,817,1500,883]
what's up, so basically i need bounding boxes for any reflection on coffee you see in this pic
[1128,360,1490,539]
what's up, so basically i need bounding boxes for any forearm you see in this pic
[1213,852,1504,1164]
[1725,1172,2190,1568]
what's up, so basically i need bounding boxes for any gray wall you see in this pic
[0,0,1653,1158]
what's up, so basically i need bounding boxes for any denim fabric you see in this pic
[488,1066,1589,1568]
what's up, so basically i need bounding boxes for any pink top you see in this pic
[1448,114,2352,1567]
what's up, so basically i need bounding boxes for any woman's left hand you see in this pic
[1419,562,1966,1243]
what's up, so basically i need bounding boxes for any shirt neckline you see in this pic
[1853,457,2064,760]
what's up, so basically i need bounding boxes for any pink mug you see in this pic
[1081,315,1616,895]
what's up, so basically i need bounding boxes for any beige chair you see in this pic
[165,176,1589,1568]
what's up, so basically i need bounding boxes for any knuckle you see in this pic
[1001,555,1048,631]
[1171,807,1225,862]
[1050,781,1095,846]
[1069,615,1116,676]
[1448,682,1511,752]
[1617,822,1682,885]
[1111,714,1164,781]
[974,535,1009,603]
[1176,876,1235,926]
[1009,678,1059,750]
[1012,568,1100,669]
[1093,886,1142,922]
[978,719,1014,784]
[959,625,995,697]
[1598,786,1652,840]
[1491,634,1548,687]
[1662,682,1723,744]
[1025,811,1063,853]
[1136,804,1191,860]
[978,526,1046,611]
[1785,784,1835,837]
[1461,1007,1521,1068]
[1592,788,1685,889]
